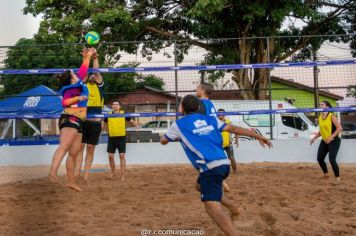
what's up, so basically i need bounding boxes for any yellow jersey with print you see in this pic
[106,111,127,137]
[221,119,231,147]
[86,82,104,115]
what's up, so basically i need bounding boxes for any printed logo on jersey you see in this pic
[193,119,215,135]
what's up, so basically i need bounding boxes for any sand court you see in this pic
[0,163,355,235]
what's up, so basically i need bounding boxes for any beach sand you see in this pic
[0,163,355,236]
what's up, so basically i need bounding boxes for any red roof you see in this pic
[106,76,343,105]
[210,90,242,100]
[109,87,179,105]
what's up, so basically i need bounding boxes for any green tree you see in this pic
[103,63,165,100]
[1,39,164,97]
[23,0,354,99]
[1,38,82,96]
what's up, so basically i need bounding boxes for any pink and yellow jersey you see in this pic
[61,62,89,120]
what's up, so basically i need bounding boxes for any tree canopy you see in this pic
[1,38,81,96]
[0,39,164,97]
[18,0,356,99]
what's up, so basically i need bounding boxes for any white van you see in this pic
[212,100,318,140]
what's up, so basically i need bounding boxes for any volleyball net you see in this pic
[0,59,355,118]
[0,36,355,140]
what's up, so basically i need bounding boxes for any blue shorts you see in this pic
[197,165,230,202]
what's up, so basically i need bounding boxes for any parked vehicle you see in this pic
[212,100,318,140]
[341,122,356,139]
[128,100,318,140]
[127,120,171,135]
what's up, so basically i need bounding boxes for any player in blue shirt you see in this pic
[161,95,272,236]
[196,82,217,117]
[196,82,234,191]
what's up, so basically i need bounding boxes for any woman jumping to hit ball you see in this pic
[48,47,96,191]
[310,101,343,181]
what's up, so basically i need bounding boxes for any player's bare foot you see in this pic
[48,175,62,185]
[109,172,116,180]
[223,181,230,192]
[66,182,82,192]
[121,174,125,181]
[335,177,341,182]
[83,173,89,183]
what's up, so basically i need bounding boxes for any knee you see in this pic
[108,154,114,160]
[119,154,125,160]
[86,145,95,154]
[59,144,71,152]
[68,149,80,158]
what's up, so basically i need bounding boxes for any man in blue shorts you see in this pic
[161,95,272,236]
[196,82,233,191]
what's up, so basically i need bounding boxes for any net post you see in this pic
[267,37,274,140]
[174,40,179,120]
[313,49,320,122]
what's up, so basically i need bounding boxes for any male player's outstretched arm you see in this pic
[223,124,273,148]
[160,122,180,145]
[92,52,103,84]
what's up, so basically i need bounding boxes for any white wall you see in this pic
[0,139,354,166]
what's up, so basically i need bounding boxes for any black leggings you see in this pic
[317,137,341,177]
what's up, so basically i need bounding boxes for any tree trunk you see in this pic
[231,38,255,100]
[253,68,269,99]
[253,38,269,100]
[231,38,271,100]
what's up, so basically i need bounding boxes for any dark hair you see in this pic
[57,70,72,87]
[218,108,225,112]
[199,83,214,96]
[322,100,333,108]
[112,100,121,105]
[181,95,201,114]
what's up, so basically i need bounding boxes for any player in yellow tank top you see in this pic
[218,109,239,175]
[86,82,104,108]
[104,101,137,180]
[310,101,342,181]
[75,53,105,182]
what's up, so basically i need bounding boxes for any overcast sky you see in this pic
[0,0,41,46]
[0,0,302,47]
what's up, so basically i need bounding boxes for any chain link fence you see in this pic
[0,34,355,141]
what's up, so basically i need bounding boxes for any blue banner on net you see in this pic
[0,59,355,75]
[0,107,355,120]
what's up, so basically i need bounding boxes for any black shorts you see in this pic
[107,137,126,154]
[224,146,234,159]
[58,114,83,133]
[82,121,102,145]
